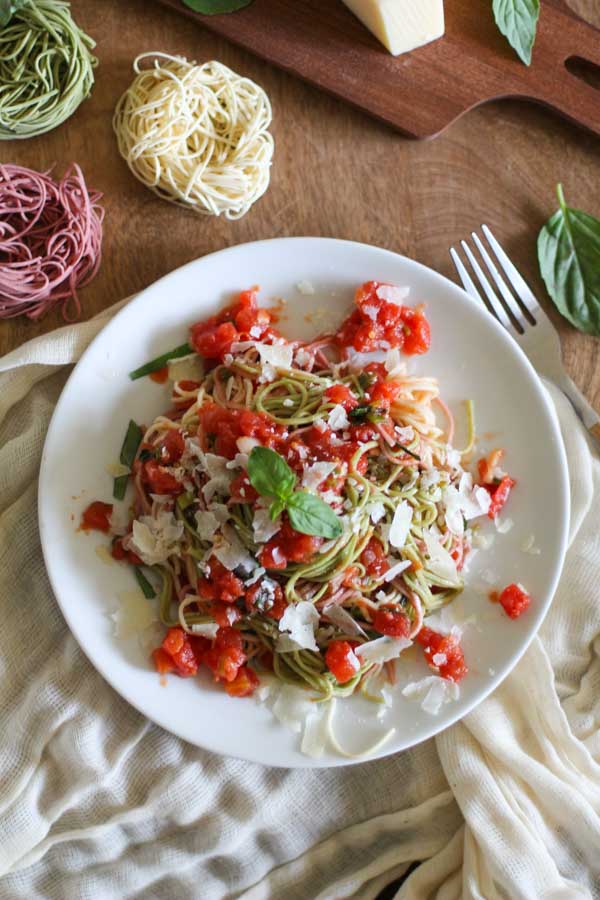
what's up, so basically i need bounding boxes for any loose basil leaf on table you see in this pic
[182,0,253,13]
[287,492,343,540]
[0,0,26,26]
[538,184,600,337]
[492,0,540,66]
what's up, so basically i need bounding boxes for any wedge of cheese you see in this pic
[342,0,445,57]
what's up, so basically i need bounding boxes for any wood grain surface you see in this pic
[1,0,599,417]
[157,0,600,139]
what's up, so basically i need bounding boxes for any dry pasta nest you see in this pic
[113,53,275,221]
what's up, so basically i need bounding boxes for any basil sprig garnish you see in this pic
[0,0,27,27]
[113,420,143,500]
[492,0,539,66]
[538,184,600,337]
[182,0,253,14]
[247,446,342,539]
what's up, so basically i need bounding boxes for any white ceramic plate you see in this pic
[39,238,569,768]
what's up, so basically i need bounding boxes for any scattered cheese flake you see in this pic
[521,534,541,555]
[278,601,319,651]
[294,348,314,369]
[283,398,295,408]
[432,652,448,667]
[130,512,184,566]
[376,284,409,305]
[423,530,459,584]
[328,405,350,431]
[245,567,265,586]
[420,468,441,490]
[213,525,255,573]
[323,604,368,637]
[112,589,158,640]
[383,559,412,582]
[271,684,316,734]
[190,622,220,638]
[472,531,494,550]
[236,436,260,455]
[402,675,460,715]
[445,446,461,469]
[389,500,413,549]
[194,509,221,541]
[385,347,403,373]
[253,507,281,543]
[313,417,327,433]
[296,280,315,295]
[495,517,514,534]
[355,636,412,664]
[256,342,294,371]
[258,363,276,384]
[300,705,329,758]
[167,353,204,384]
[362,303,379,321]
[302,461,337,493]
[106,462,130,478]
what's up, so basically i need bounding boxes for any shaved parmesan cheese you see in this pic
[258,363,276,384]
[420,468,441,490]
[296,280,315,295]
[383,558,412,582]
[389,500,413,549]
[362,303,379,321]
[272,684,316,734]
[256,342,293,371]
[445,446,461,469]
[130,512,184,566]
[328,405,350,431]
[301,705,329,758]
[194,509,221,541]
[245,566,265,586]
[423,530,459,584]
[302,461,337,493]
[402,676,459,716]
[355,635,412,664]
[226,453,249,471]
[167,353,204,384]
[283,398,295,408]
[112,589,158,639]
[294,348,314,369]
[385,347,403,373]
[106,462,130,478]
[495,517,514,534]
[213,525,255,574]
[253,507,281,543]
[278,601,319,651]
[367,501,386,524]
[395,425,414,443]
[190,622,220,638]
[236,436,260,455]
[313,417,327,433]
[323,604,368,637]
[521,534,541,555]
[109,504,130,536]
[472,531,494,550]
[345,349,387,369]
[200,453,234,503]
[376,284,409,304]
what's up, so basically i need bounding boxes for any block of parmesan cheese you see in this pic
[342,0,445,57]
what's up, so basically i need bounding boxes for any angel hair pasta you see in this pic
[0,0,97,140]
[113,53,274,220]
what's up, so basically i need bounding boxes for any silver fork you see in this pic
[450,225,600,446]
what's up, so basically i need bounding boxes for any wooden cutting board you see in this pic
[155,0,599,139]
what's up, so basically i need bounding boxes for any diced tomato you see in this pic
[334,281,431,356]
[189,635,211,662]
[197,556,244,604]
[372,607,411,637]
[152,647,175,675]
[342,566,360,588]
[259,519,323,571]
[189,288,281,362]
[230,472,259,504]
[149,366,169,384]
[204,626,246,683]
[156,429,185,465]
[197,402,285,459]
[210,600,242,627]
[81,501,113,533]
[325,384,358,410]
[191,321,238,360]
[302,425,368,475]
[325,640,361,684]
[360,537,390,579]
[486,476,515,519]
[370,380,402,407]
[498,583,531,620]
[224,665,260,697]
[160,626,199,677]
[111,536,142,566]
[477,449,504,485]
[245,579,287,620]
[416,626,468,683]
[141,459,184,495]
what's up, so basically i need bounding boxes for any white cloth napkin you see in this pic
[1,305,599,900]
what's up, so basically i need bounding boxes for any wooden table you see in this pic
[2,0,599,419]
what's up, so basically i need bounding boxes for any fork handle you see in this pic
[555,371,600,446]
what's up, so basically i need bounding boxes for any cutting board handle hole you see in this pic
[565,57,600,91]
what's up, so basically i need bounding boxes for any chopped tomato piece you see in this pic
[230,472,259,504]
[160,626,199,677]
[416,626,468,683]
[204,626,246,683]
[325,384,358,410]
[149,366,169,384]
[498,583,531,619]
[370,380,403,407]
[197,556,244,604]
[477,449,504,485]
[111,536,142,565]
[258,543,287,570]
[325,640,361,684]
[245,579,287,620]
[152,647,175,675]
[156,429,185,465]
[259,519,323,571]
[372,607,411,638]
[81,501,113,533]
[141,460,184,495]
[224,666,260,697]
[486,476,515,519]
[210,601,242,627]
[334,281,431,355]
[198,402,285,459]
[360,537,390,579]
[189,288,281,362]
[400,306,431,355]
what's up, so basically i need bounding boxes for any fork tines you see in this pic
[450,226,541,335]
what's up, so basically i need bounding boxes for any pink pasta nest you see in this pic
[0,163,104,321]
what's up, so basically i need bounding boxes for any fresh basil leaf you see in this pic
[492,0,539,66]
[538,184,600,336]
[348,404,371,424]
[247,446,296,501]
[269,498,286,521]
[286,492,343,539]
[0,0,27,27]
[182,0,253,14]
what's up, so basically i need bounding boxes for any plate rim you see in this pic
[38,236,570,767]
